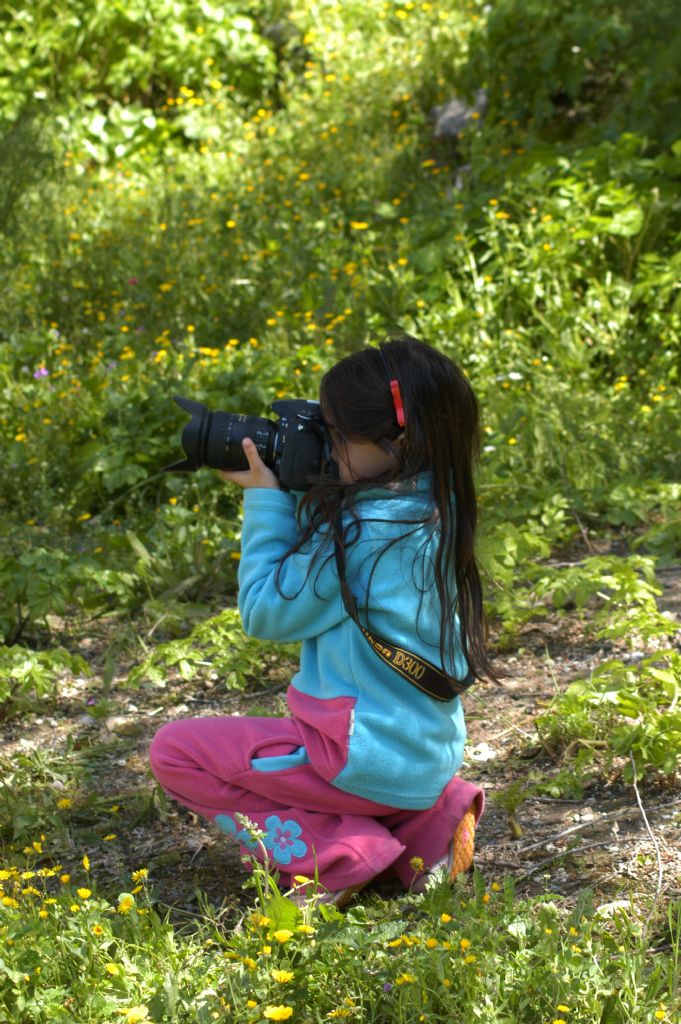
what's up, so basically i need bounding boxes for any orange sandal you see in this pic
[411,807,477,893]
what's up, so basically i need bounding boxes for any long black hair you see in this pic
[276,334,497,684]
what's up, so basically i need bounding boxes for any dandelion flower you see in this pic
[117,894,135,914]
[106,963,120,976]
[263,1006,294,1021]
[273,929,294,943]
[82,855,90,871]
[77,888,92,900]
[409,856,425,873]
[460,938,471,950]
[349,221,369,230]
[120,1007,149,1023]
[272,969,294,983]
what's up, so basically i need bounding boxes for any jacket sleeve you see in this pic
[236,488,346,642]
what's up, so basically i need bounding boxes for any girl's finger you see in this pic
[242,437,265,470]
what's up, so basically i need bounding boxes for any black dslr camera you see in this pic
[164,396,335,492]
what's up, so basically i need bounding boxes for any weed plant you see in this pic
[1,1,680,1020]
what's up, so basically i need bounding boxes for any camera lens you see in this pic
[210,412,277,471]
[165,397,278,473]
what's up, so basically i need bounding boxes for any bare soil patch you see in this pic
[3,565,680,922]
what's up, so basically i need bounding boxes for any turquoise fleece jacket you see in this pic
[237,476,470,809]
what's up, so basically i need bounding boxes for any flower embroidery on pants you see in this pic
[214,814,259,848]
[262,815,308,865]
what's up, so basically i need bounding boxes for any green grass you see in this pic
[1,0,681,1019]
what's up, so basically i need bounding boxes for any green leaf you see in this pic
[606,206,644,237]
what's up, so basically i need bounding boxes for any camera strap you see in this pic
[332,522,475,703]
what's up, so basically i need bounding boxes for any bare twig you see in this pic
[515,796,681,855]
[569,509,596,555]
[629,753,664,905]
[516,839,613,879]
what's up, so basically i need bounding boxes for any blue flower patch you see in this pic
[262,815,308,865]
[214,814,259,848]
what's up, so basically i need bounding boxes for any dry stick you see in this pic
[465,688,536,741]
[629,752,664,904]
[515,839,613,880]
[512,796,681,856]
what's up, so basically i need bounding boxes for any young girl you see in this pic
[149,335,493,905]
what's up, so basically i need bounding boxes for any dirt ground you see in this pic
[3,562,680,925]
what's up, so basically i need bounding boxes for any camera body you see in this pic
[165,395,334,492]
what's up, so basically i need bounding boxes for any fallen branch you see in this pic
[516,839,613,880]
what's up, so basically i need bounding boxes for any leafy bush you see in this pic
[126,608,299,691]
[0,646,90,719]
[461,0,681,144]
[537,649,681,783]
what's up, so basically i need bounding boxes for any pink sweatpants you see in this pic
[149,715,484,892]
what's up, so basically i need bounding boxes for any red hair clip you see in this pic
[390,379,406,428]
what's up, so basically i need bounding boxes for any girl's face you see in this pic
[327,423,403,484]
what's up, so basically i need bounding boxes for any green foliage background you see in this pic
[0,2,680,1018]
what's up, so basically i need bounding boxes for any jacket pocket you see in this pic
[251,745,311,773]
[287,686,357,782]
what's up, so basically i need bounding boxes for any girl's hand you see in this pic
[218,438,281,490]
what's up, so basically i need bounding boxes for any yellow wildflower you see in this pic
[272,969,294,983]
[263,1007,294,1021]
[117,895,135,914]
[273,929,294,943]
[119,1008,148,1023]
